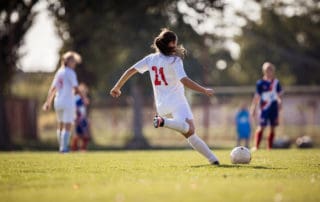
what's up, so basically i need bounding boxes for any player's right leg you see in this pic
[55,108,64,151]
[153,115,190,133]
[59,107,75,153]
[57,122,63,143]
[252,126,265,151]
[153,103,192,133]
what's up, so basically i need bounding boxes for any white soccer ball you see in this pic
[230,146,251,164]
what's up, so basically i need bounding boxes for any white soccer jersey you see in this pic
[51,66,78,109]
[133,53,188,115]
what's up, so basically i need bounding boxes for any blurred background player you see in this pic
[71,83,91,151]
[250,62,283,150]
[110,28,220,165]
[42,51,87,153]
[235,103,251,148]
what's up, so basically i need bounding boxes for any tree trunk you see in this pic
[125,84,150,149]
[0,95,11,150]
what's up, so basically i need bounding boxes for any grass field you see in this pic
[1,149,319,202]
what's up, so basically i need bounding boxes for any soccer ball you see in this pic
[230,146,251,164]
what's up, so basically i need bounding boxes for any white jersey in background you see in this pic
[133,53,188,115]
[51,66,78,109]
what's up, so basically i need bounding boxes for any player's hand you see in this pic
[204,88,214,96]
[110,87,121,98]
[83,97,90,105]
[277,98,282,111]
[42,102,50,111]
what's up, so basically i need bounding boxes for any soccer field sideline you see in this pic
[0,149,319,202]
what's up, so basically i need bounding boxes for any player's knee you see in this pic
[184,125,195,138]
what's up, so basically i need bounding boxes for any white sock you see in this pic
[56,130,61,144]
[187,134,219,164]
[163,118,189,134]
[60,130,70,152]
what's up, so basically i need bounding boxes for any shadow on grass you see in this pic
[191,164,287,170]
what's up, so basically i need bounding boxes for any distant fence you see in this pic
[37,85,320,148]
[88,85,320,147]
[6,97,38,142]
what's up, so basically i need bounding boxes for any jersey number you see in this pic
[152,66,168,86]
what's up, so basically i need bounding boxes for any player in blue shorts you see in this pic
[71,83,91,151]
[250,62,283,150]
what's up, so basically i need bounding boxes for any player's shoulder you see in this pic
[145,53,158,59]
[65,67,76,75]
[141,53,158,62]
[256,79,264,85]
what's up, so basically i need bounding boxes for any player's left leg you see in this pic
[174,103,219,164]
[184,119,219,165]
[71,135,79,151]
[267,127,276,149]
[268,108,279,149]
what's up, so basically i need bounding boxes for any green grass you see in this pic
[0,149,319,202]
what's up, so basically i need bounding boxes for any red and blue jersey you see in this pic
[256,79,282,111]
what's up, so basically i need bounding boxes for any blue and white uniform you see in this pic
[75,95,88,136]
[256,79,282,126]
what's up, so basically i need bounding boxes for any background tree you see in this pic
[48,0,225,148]
[235,1,320,85]
[0,0,38,149]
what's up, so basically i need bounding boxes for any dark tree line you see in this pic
[0,0,38,149]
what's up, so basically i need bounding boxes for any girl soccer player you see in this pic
[43,51,87,153]
[250,62,283,150]
[110,28,220,165]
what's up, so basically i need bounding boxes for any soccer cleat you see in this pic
[212,161,220,166]
[153,115,164,128]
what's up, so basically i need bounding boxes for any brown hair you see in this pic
[151,28,186,58]
[60,51,82,67]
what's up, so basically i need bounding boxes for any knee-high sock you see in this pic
[60,130,70,152]
[254,130,263,149]
[56,130,61,144]
[267,131,275,149]
[163,118,189,134]
[187,134,219,164]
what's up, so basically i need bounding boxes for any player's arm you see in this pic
[42,86,56,111]
[74,86,90,105]
[250,93,260,116]
[277,91,283,110]
[180,77,214,96]
[110,67,138,98]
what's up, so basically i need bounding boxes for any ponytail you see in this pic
[151,28,186,59]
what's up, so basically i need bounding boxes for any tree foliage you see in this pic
[0,0,38,95]
[0,0,38,149]
[48,0,226,92]
[236,2,320,85]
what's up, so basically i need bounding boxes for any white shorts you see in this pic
[54,103,75,123]
[158,101,193,121]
